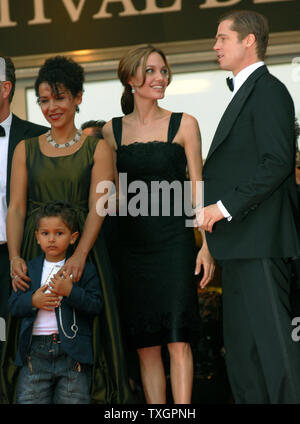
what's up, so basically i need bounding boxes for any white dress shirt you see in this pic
[231,61,264,100]
[0,113,12,242]
[217,62,264,220]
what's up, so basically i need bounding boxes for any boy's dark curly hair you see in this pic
[34,56,84,100]
[35,201,78,233]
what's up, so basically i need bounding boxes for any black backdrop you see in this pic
[2,0,300,57]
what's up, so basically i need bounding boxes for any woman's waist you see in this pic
[118,215,194,243]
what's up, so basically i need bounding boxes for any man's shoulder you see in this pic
[12,114,48,137]
[252,69,293,105]
[256,69,290,93]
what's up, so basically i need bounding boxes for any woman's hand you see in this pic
[194,244,215,289]
[11,256,31,292]
[49,271,73,297]
[60,252,87,283]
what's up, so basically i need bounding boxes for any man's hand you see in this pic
[49,271,73,297]
[198,204,224,233]
[32,285,60,311]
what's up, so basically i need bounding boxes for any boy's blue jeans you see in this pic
[17,334,91,404]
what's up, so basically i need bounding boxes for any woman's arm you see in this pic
[7,140,31,292]
[180,114,215,288]
[102,120,120,206]
[62,138,114,282]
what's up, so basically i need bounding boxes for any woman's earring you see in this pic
[131,87,135,94]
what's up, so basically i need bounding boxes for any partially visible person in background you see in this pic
[0,57,47,401]
[81,120,106,139]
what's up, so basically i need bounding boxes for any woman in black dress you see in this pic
[103,45,215,403]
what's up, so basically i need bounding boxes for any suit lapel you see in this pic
[205,66,269,163]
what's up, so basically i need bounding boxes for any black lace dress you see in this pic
[113,113,200,349]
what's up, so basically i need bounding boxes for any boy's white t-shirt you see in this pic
[32,258,65,335]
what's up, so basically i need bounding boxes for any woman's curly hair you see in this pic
[34,56,84,99]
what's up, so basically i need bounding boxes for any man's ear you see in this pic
[1,81,12,101]
[70,231,79,245]
[245,33,256,48]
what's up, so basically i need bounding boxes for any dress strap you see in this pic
[112,117,123,148]
[167,112,183,143]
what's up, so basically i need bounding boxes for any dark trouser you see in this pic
[221,258,300,404]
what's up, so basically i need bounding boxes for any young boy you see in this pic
[8,201,103,404]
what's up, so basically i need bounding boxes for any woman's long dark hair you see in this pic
[118,45,172,115]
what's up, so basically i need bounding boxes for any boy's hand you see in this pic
[32,285,61,311]
[49,271,73,297]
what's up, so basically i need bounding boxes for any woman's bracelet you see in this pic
[10,255,21,264]
[10,255,21,277]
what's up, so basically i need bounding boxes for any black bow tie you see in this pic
[226,77,234,92]
[0,125,5,136]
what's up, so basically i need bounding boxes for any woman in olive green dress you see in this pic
[3,56,132,403]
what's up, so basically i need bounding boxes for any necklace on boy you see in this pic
[46,129,82,148]
[44,264,78,339]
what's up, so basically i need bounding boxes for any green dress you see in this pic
[1,137,134,403]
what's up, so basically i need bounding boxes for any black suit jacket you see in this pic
[6,114,48,205]
[203,66,300,260]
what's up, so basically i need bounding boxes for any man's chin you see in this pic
[219,62,231,72]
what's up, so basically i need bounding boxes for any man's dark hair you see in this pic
[3,57,16,103]
[35,201,78,233]
[81,120,106,139]
[219,10,269,60]
[34,56,84,109]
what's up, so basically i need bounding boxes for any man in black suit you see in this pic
[200,11,300,403]
[0,57,47,332]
